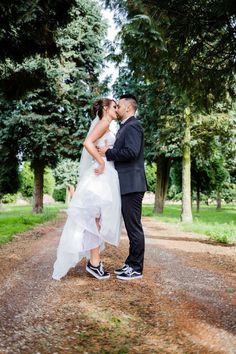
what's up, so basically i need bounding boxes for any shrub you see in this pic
[20,162,34,197]
[44,168,56,195]
[20,162,55,197]
[53,187,66,202]
[145,163,156,193]
[2,193,17,204]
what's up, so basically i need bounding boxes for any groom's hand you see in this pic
[97,140,109,156]
[97,146,108,156]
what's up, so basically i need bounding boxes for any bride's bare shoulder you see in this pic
[86,119,109,143]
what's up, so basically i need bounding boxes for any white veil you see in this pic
[78,115,99,181]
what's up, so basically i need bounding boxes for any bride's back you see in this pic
[96,130,116,149]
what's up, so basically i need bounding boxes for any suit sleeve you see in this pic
[106,124,143,162]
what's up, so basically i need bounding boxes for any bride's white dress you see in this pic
[52,130,121,280]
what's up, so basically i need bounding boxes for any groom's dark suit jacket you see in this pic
[106,116,147,195]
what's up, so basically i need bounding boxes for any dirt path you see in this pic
[0,214,235,354]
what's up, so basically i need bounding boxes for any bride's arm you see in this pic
[83,119,109,175]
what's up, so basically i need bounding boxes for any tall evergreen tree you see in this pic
[0,0,107,213]
[106,0,236,221]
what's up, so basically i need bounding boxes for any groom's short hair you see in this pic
[120,94,138,112]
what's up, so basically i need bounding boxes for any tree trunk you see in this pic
[216,191,222,210]
[65,185,75,205]
[32,161,45,214]
[196,184,200,213]
[65,187,70,205]
[154,155,171,213]
[69,185,75,199]
[181,110,193,222]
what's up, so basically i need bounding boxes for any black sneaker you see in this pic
[86,261,110,280]
[114,263,129,275]
[116,266,143,280]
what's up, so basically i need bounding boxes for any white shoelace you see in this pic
[125,266,134,275]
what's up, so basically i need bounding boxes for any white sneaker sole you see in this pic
[86,266,110,280]
[114,270,126,275]
[116,274,143,280]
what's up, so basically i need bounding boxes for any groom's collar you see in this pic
[120,115,135,125]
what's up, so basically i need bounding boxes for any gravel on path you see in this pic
[0,214,235,354]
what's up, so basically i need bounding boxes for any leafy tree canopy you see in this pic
[0,0,76,61]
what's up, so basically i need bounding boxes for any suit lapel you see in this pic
[116,116,136,139]
[121,116,136,127]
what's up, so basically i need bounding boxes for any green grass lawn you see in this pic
[0,204,63,245]
[1,203,235,246]
[142,203,236,243]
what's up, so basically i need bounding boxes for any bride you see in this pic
[52,98,121,280]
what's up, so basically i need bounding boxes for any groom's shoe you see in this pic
[86,261,110,280]
[116,266,143,280]
[114,263,129,275]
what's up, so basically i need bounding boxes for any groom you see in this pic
[98,94,147,280]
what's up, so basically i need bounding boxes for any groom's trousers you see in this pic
[121,192,145,273]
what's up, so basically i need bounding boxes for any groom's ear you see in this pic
[125,102,131,112]
[128,103,133,112]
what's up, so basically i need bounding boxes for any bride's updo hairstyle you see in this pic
[92,98,114,119]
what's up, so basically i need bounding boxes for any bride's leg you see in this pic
[90,217,101,266]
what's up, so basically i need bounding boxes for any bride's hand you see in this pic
[95,161,105,175]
